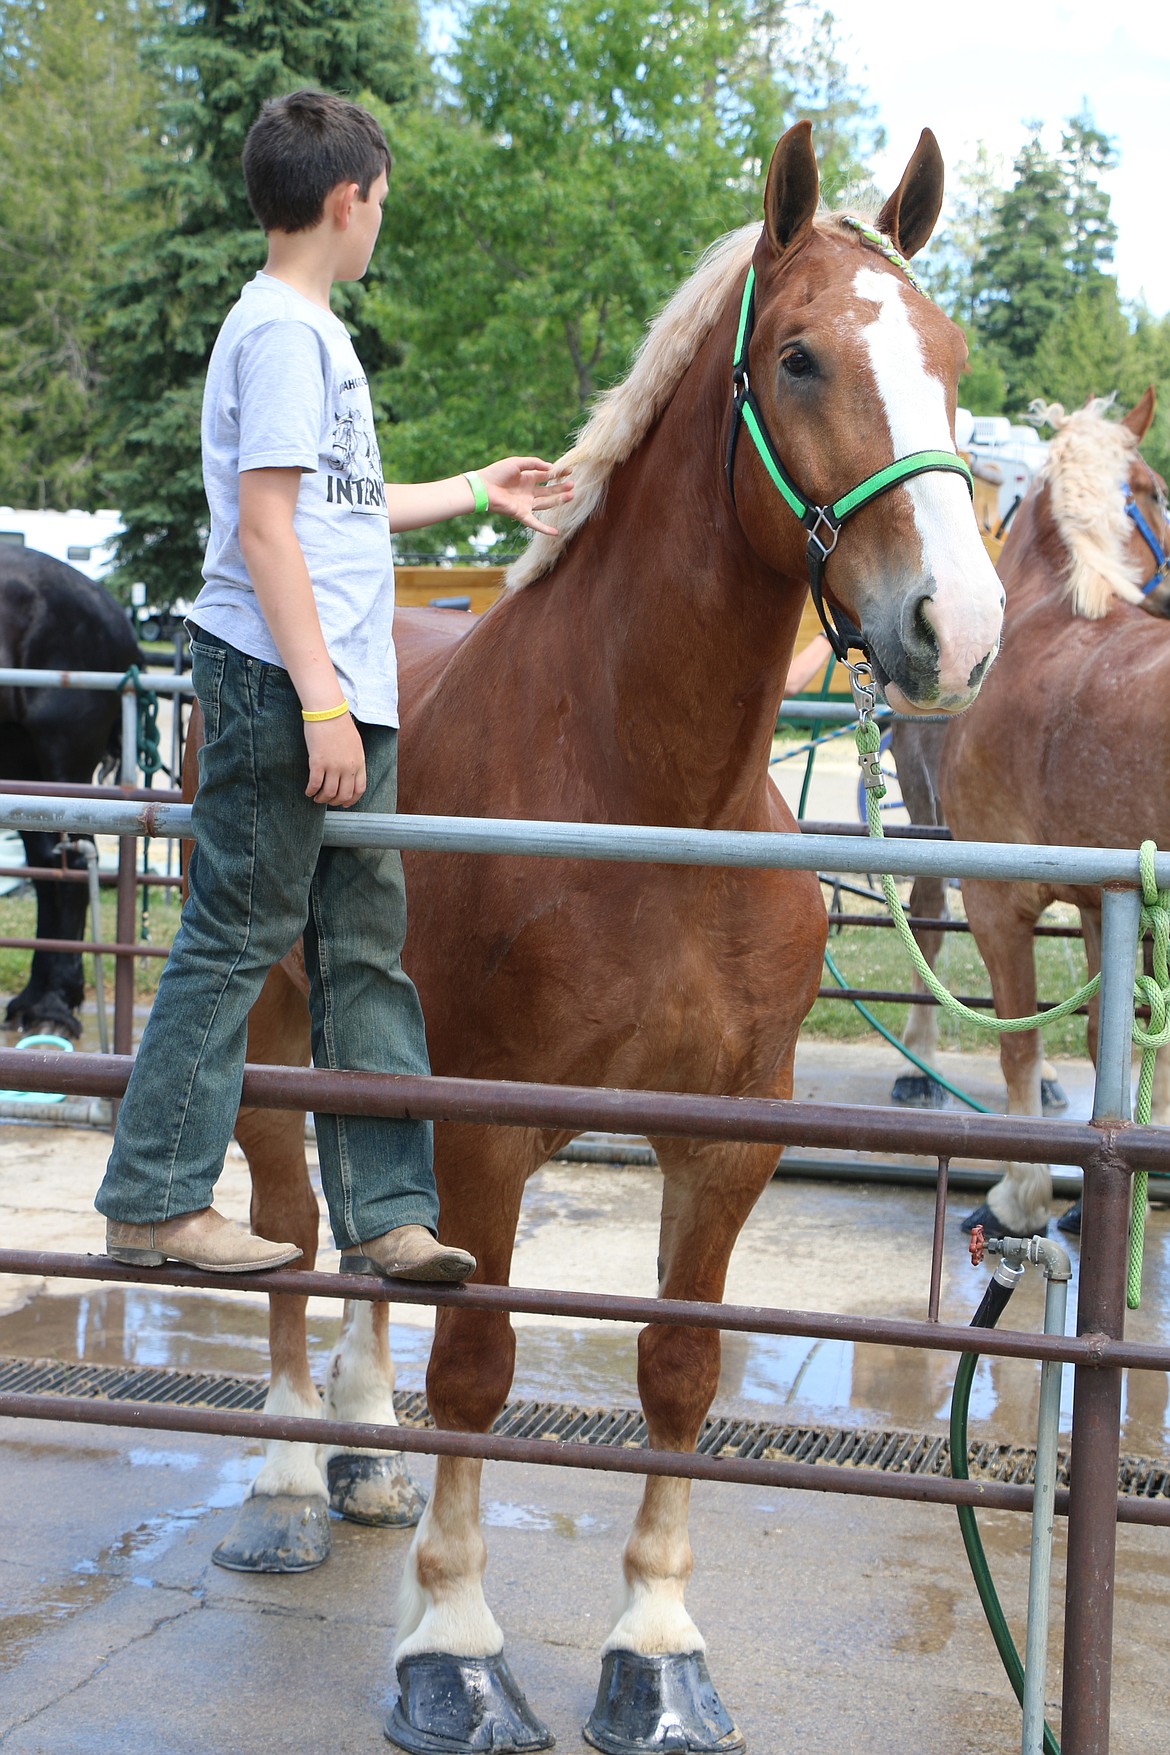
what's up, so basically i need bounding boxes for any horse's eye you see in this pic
[780,346,813,379]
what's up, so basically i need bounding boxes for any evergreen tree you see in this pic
[101,0,426,609]
[365,0,879,558]
[1061,108,1117,282]
[968,111,1124,412]
[970,127,1071,405]
[0,0,157,509]
[1125,307,1170,481]
[1027,279,1131,410]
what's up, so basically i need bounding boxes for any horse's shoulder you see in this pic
[396,605,480,719]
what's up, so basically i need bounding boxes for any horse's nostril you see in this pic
[906,593,940,663]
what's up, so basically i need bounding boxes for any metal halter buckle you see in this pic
[806,507,840,561]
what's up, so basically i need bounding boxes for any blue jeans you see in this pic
[96,626,437,1248]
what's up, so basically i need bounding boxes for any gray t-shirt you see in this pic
[194,272,398,725]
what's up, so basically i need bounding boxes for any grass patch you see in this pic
[810,881,1093,1058]
[0,883,182,1008]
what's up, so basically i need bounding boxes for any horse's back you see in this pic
[941,584,1170,870]
[0,549,140,667]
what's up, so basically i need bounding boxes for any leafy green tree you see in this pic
[101,0,426,609]
[366,0,879,558]
[0,0,157,509]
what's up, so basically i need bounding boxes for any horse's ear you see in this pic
[1123,385,1156,441]
[876,129,945,259]
[764,121,820,256]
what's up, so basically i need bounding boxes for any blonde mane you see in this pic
[507,210,883,591]
[1031,398,1147,618]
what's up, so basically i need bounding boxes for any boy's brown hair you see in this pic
[243,89,391,234]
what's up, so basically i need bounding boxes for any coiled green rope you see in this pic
[119,666,163,783]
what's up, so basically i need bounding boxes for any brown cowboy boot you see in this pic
[340,1224,475,1283]
[106,1207,302,1273]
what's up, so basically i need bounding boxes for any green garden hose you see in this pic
[951,1276,1060,1754]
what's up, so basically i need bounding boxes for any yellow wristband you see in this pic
[301,698,349,722]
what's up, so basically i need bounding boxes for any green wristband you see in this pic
[464,470,490,516]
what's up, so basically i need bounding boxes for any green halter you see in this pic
[725,244,974,662]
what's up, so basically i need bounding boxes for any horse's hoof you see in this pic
[960,1202,1048,1242]
[211,1492,332,1573]
[1041,1077,1070,1114]
[959,1202,1003,1238]
[5,996,82,1039]
[328,1451,427,1527]
[890,1072,948,1109]
[584,1650,744,1753]
[1056,1200,1082,1236]
[386,1651,553,1752]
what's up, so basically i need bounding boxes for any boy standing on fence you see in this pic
[95,89,569,1280]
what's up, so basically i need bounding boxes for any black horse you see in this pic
[0,547,143,1037]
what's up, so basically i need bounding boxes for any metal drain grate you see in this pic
[3,1354,1169,1499]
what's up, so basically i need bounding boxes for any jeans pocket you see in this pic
[191,640,226,744]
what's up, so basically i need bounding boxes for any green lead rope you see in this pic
[853,710,1170,1308]
[119,666,164,783]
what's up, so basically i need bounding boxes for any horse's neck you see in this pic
[999,487,1070,615]
[529,395,807,827]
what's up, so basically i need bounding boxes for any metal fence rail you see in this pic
[0,769,1161,1751]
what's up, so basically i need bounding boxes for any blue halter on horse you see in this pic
[725,223,974,664]
[1125,486,1170,596]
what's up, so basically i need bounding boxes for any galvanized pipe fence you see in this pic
[0,667,1089,1058]
[0,779,1168,1750]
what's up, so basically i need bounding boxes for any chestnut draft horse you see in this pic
[203,124,1004,1753]
[889,393,1169,1242]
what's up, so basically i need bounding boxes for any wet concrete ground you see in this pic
[2,1038,1170,1750]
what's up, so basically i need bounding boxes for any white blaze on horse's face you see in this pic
[852,266,1004,713]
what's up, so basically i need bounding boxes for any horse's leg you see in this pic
[959,878,1051,1237]
[1055,903,1117,1239]
[891,872,948,1107]
[584,1138,775,1755]
[323,1295,427,1528]
[211,962,335,1572]
[211,961,429,1572]
[4,830,87,1037]
[389,1128,554,1754]
[888,720,950,1108]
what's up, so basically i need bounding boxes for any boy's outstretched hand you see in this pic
[478,457,573,536]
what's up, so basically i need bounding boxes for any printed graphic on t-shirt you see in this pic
[325,404,385,514]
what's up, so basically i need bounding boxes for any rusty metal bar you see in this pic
[814,986,1089,1013]
[827,911,1081,938]
[928,1157,949,1323]
[113,690,139,1065]
[2,1047,1165,1172]
[0,936,167,957]
[0,1389,1058,1509]
[0,864,180,887]
[0,778,182,804]
[1061,884,1142,1754]
[3,1250,1168,1373]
